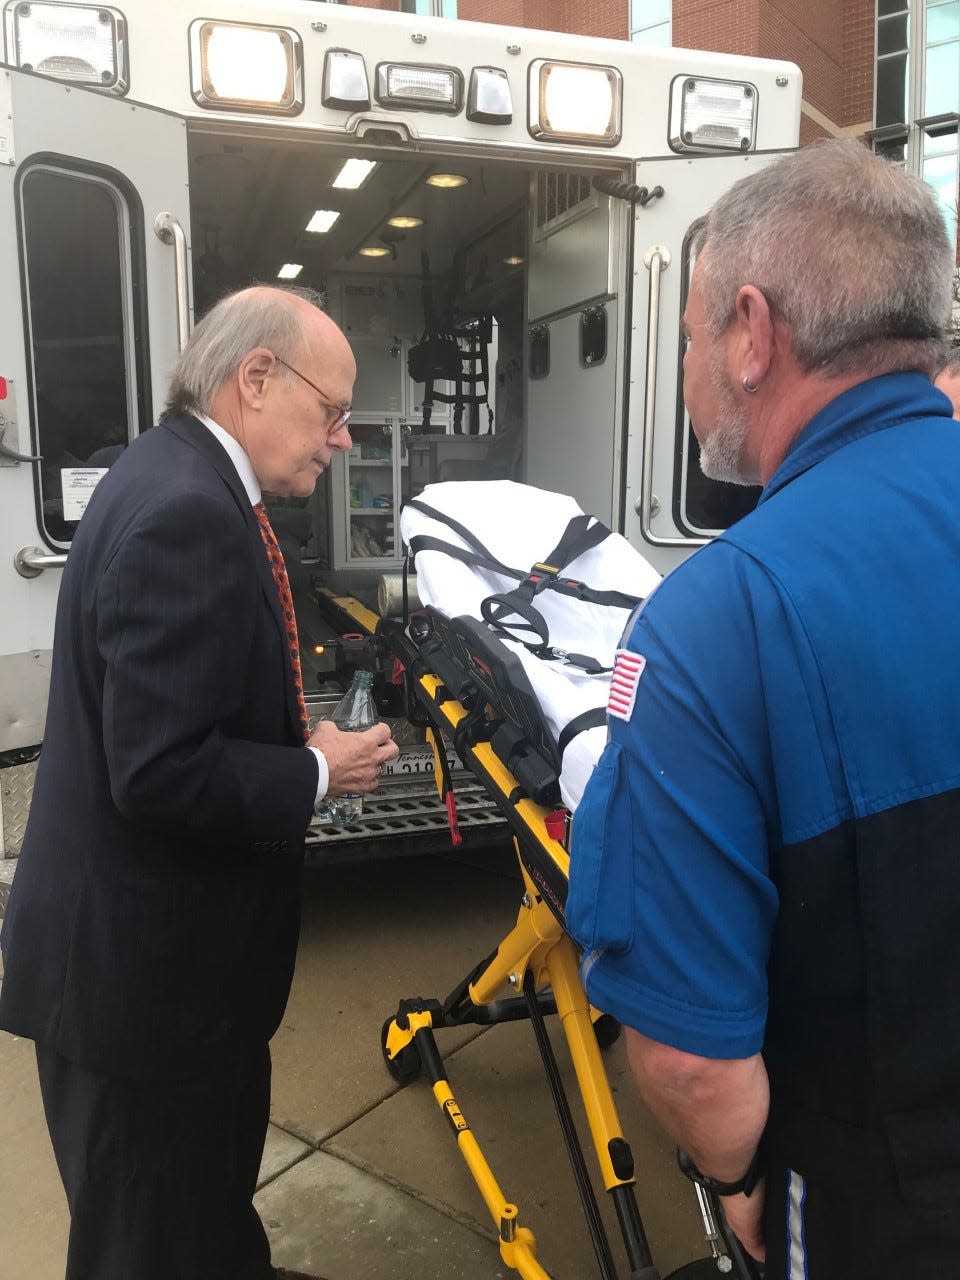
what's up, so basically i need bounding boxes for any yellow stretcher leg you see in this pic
[381,844,658,1279]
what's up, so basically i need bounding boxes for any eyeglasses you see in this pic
[272,355,352,431]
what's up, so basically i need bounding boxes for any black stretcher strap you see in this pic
[407,499,642,610]
[407,533,526,584]
[405,499,644,677]
[557,707,608,758]
[406,498,513,566]
[480,594,608,674]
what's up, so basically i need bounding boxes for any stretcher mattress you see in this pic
[401,481,661,809]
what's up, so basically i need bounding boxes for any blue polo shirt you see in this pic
[565,372,960,1058]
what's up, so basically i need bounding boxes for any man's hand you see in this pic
[721,1181,766,1264]
[308,720,398,795]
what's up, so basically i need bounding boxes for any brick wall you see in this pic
[345,1,625,37]
[675,0,873,134]
[842,0,874,128]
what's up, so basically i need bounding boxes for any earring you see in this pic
[741,377,758,394]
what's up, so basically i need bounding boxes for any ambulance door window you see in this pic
[674,228,761,534]
[18,162,148,548]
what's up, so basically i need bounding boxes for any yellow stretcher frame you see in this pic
[313,594,752,1279]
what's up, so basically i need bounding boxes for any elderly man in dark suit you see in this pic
[0,286,398,1280]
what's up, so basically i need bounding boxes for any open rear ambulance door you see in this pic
[621,152,785,573]
[523,169,631,534]
[0,67,190,753]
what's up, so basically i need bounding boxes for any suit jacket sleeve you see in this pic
[96,488,317,840]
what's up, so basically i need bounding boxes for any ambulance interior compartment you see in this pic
[186,128,630,602]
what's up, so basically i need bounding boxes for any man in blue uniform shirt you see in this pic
[566,140,960,1278]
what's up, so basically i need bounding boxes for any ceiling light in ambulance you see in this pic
[189,20,303,115]
[376,63,463,113]
[277,263,303,280]
[467,66,512,124]
[358,246,390,258]
[388,215,423,229]
[426,172,469,189]
[305,210,340,234]
[5,2,128,94]
[332,158,377,190]
[503,256,524,267]
[322,49,370,111]
[529,61,622,146]
[670,76,757,153]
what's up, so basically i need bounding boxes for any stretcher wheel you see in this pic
[664,1259,736,1278]
[380,1017,422,1084]
[592,1014,621,1050]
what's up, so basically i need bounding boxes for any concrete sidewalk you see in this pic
[1,844,708,1279]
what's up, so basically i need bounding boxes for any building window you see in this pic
[922,2,960,240]
[875,1,959,242]
[630,0,671,46]
[400,0,457,15]
[876,0,910,132]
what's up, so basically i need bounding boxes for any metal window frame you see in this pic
[15,157,149,551]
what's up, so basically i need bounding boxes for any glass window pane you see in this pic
[878,13,909,55]
[925,40,960,115]
[21,168,133,545]
[926,2,960,44]
[923,148,958,193]
[924,128,959,156]
[632,0,671,26]
[877,53,909,125]
[632,21,671,45]
[878,0,907,14]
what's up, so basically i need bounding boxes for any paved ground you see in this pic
[1,842,711,1279]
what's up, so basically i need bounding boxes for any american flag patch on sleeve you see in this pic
[608,649,646,722]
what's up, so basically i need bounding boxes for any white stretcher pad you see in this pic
[401,481,661,809]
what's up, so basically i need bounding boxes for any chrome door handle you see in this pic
[0,422,41,464]
[154,212,191,354]
[15,546,67,578]
[639,244,692,548]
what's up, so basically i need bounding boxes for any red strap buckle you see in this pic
[445,791,463,847]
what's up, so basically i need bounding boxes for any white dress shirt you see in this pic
[197,414,329,801]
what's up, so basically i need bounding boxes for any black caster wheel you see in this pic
[593,1013,622,1050]
[380,1016,422,1084]
[664,1259,733,1279]
[665,1258,764,1280]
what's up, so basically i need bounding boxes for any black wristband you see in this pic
[676,1145,762,1197]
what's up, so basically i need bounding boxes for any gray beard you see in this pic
[699,414,753,484]
[697,354,759,486]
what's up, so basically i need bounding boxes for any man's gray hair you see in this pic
[162,286,324,418]
[696,139,953,378]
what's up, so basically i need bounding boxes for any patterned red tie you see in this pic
[253,501,309,742]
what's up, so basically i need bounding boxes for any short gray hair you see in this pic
[162,285,325,418]
[697,140,953,378]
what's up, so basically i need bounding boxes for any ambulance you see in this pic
[0,0,801,855]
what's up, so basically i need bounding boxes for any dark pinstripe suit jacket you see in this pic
[0,414,318,1080]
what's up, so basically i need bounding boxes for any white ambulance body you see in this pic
[0,0,801,852]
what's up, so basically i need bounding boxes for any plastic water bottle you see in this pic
[314,670,377,827]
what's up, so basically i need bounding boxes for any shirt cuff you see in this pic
[308,746,329,802]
